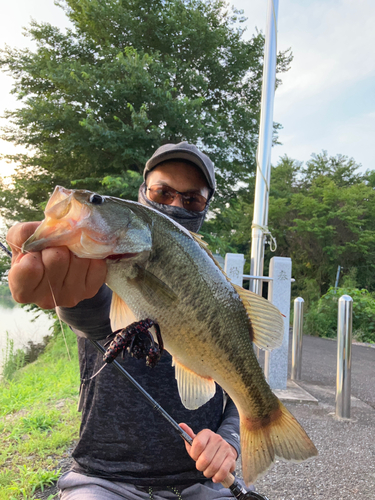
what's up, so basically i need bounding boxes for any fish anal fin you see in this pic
[109,292,136,332]
[172,358,216,410]
[232,284,285,351]
[240,401,318,485]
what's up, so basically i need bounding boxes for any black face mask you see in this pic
[138,182,209,233]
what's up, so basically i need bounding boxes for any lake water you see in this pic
[0,295,54,373]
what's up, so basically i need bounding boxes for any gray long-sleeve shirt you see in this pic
[59,284,241,487]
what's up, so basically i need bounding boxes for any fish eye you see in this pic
[89,194,104,205]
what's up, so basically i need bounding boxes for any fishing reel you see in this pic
[244,493,270,500]
[229,481,270,500]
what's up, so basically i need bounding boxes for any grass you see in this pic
[0,326,80,500]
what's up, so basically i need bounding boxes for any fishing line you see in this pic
[0,240,72,361]
[81,361,107,382]
[49,282,72,362]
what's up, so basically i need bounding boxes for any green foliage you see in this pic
[267,152,375,301]
[0,0,291,222]
[1,334,26,381]
[0,326,80,499]
[0,284,15,304]
[1,463,61,499]
[100,170,143,199]
[201,151,375,303]
[304,286,375,343]
[0,229,11,283]
[0,326,79,415]
[0,253,10,282]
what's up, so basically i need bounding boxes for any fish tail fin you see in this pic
[240,401,318,485]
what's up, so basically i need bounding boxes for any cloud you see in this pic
[232,0,375,102]
[230,0,375,171]
[276,0,375,104]
[271,109,375,172]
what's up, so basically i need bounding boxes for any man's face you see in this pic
[145,161,210,210]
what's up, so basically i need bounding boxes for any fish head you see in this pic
[22,186,152,259]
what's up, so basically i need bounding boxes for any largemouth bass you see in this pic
[23,186,317,484]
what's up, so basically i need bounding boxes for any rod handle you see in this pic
[221,472,236,489]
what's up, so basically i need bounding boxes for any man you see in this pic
[7,142,252,499]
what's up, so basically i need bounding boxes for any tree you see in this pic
[0,0,291,222]
[267,153,375,301]
[201,151,375,301]
[0,227,11,284]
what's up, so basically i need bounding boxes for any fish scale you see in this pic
[22,185,318,485]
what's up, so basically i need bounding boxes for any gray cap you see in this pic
[144,142,216,192]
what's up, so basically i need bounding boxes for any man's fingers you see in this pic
[179,423,196,442]
[211,454,236,483]
[85,258,107,298]
[41,249,106,307]
[178,426,237,484]
[179,423,210,461]
[40,247,74,307]
[8,251,45,303]
[7,222,41,261]
[195,439,217,473]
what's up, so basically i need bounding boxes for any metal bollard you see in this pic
[336,295,353,419]
[291,297,304,380]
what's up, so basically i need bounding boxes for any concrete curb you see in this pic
[273,380,318,404]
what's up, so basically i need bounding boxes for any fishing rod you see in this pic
[91,339,269,500]
[0,241,12,258]
[0,243,269,500]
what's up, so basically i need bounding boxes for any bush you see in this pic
[1,333,52,381]
[304,286,375,343]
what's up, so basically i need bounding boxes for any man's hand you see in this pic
[6,222,107,309]
[179,423,237,484]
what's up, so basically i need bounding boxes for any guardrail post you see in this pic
[336,295,353,419]
[291,297,304,380]
[264,256,292,390]
[224,253,245,286]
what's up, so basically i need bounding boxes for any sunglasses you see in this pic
[147,184,208,212]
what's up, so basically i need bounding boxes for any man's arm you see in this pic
[216,396,241,458]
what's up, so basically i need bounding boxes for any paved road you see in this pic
[291,334,375,408]
[251,334,375,500]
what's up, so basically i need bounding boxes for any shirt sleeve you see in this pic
[57,284,113,341]
[216,394,241,458]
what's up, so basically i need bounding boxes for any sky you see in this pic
[0,0,374,181]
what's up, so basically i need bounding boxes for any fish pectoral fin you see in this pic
[232,284,285,351]
[172,358,216,410]
[133,265,178,305]
[109,292,137,332]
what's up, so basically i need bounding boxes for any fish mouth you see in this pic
[106,252,139,261]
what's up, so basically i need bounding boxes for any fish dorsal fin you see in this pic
[172,358,216,410]
[189,232,225,271]
[133,265,179,305]
[232,284,284,351]
[189,231,284,350]
[109,292,136,332]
